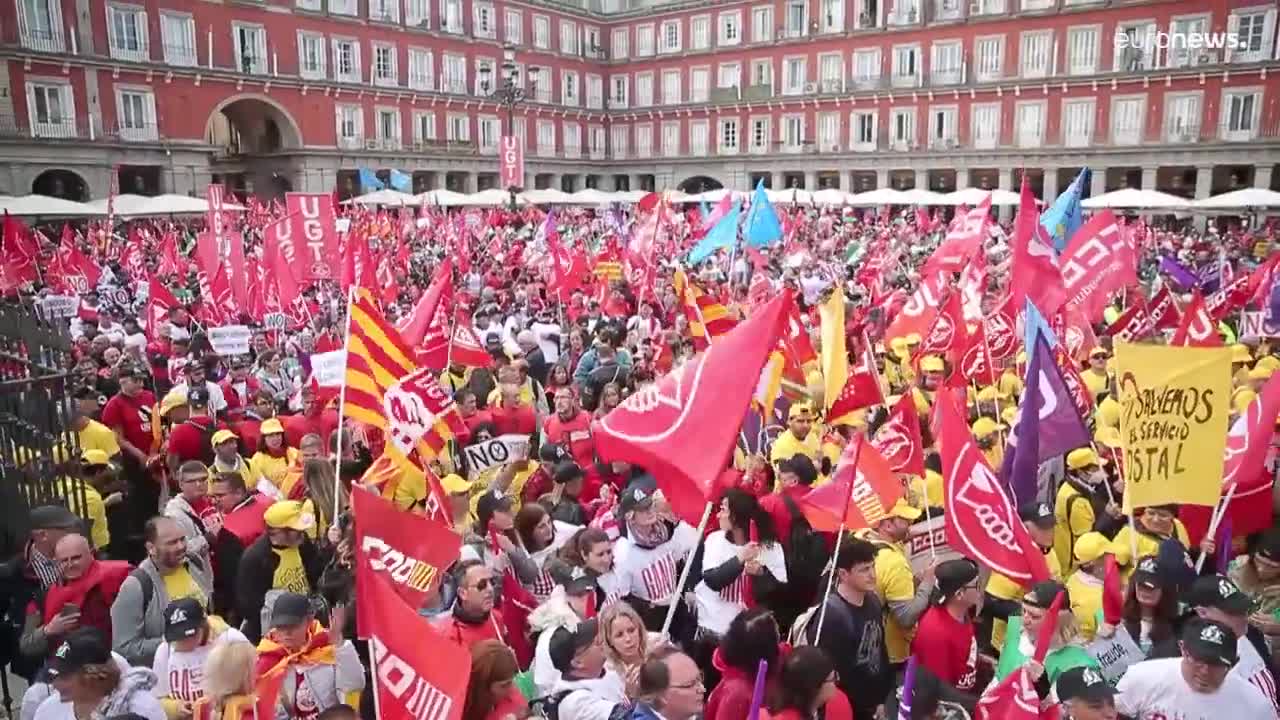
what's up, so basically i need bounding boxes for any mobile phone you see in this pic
[59,604,79,617]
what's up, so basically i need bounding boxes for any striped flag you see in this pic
[673,269,738,349]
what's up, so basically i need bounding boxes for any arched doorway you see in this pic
[31,169,89,201]
[677,176,723,194]
[205,95,304,155]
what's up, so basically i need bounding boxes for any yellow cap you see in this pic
[1249,367,1274,381]
[1074,531,1111,564]
[887,499,923,522]
[1232,344,1253,363]
[1001,406,1017,425]
[905,333,922,345]
[1095,426,1123,449]
[1257,355,1280,372]
[1016,351,1028,365]
[261,418,285,435]
[976,386,1002,402]
[441,473,473,495]
[1067,447,1104,470]
[264,500,316,531]
[1089,347,1109,358]
[82,449,112,466]
[920,355,945,373]
[788,402,814,419]
[890,337,908,351]
[159,389,187,417]
[971,417,1003,439]
[211,429,239,447]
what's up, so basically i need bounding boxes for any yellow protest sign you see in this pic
[1114,342,1232,513]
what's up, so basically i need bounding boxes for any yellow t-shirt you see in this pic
[1109,521,1190,580]
[1095,395,1121,430]
[908,471,945,510]
[770,430,822,467]
[50,476,109,550]
[1065,571,1105,642]
[250,449,300,493]
[161,566,206,606]
[1081,369,1109,403]
[856,530,916,664]
[79,420,121,457]
[1053,483,1096,573]
[998,370,1023,399]
[271,546,311,594]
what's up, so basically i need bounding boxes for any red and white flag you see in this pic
[399,260,454,350]
[1058,210,1136,322]
[871,394,926,478]
[1147,285,1181,330]
[959,322,998,387]
[1103,297,1151,343]
[885,271,949,342]
[1170,291,1222,347]
[799,438,904,532]
[921,198,991,277]
[1008,177,1067,319]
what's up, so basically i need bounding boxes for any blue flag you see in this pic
[358,168,384,193]
[743,180,782,248]
[388,169,412,193]
[687,200,740,264]
[700,198,712,221]
[1041,168,1089,252]
[1022,299,1058,355]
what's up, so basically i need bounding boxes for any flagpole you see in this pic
[332,285,357,526]
[813,523,845,644]
[1195,484,1237,573]
[660,501,713,640]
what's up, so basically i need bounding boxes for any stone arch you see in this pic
[677,175,724,194]
[31,169,89,201]
[204,94,304,154]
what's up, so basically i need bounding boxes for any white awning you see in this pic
[1080,188,1191,210]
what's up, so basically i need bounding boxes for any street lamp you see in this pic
[479,45,536,212]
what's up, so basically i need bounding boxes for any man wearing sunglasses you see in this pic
[434,559,506,647]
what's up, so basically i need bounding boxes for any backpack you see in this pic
[789,603,820,647]
[530,690,629,720]
[184,419,217,466]
[780,495,829,592]
[130,555,206,615]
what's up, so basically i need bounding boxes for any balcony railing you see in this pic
[162,44,197,67]
[20,28,65,53]
[117,121,159,142]
[109,42,149,63]
[932,0,964,21]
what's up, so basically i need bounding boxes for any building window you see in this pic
[782,57,806,94]
[974,36,1003,81]
[717,63,740,89]
[636,124,653,156]
[1164,93,1200,142]
[108,5,148,62]
[442,53,466,93]
[1231,10,1276,62]
[533,15,550,49]
[442,0,462,33]
[691,67,710,102]
[718,11,740,46]
[468,2,492,38]
[849,111,875,149]
[690,120,708,155]
[1168,16,1210,68]
[408,48,433,90]
[336,104,362,148]
[477,116,499,153]
[751,117,770,152]
[159,12,195,67]
[586,74,603,108]
[892,45,919,87]
[1222,90,1260,140]
[661,69,681,105]
[332,38,360,82]
[537,120,555,156]
[376,108,401,147]
[784,0,806,36]
[298,31,326,79]
[820,0,843,32]
[412,111,436,143]
[662,121,680,156]
[369,0,397,23]
[328,0,355,15]
[586,27,601,55]
[660,20,681,53]
[928,106,957,148]
[447,113,470,142]
[970,0,1004,14]
[817,112,839,150]
[406,0,429,27]
[611,75,628,108]
[690,15,710,50]
[637,24,655,56]
[562,71,579,105]
[114,87,156,140]
[474,57,495,95]
[504,9,522,44]
[1015,102,1044,147]
[782,114,804,150]
[373,44,398,86]
[971,103,999,148]
[931,41,962,85]
[751,6,772,42]
[751,59,772,88]
[1062,99,1094,147]
[889,108,916,148]
[18,0,66,52]
[1066,26,1099,75]
[1113,23,1155,71]
[636,73,653,107]
[719,118,738,153]
[232,23,266,75]
[560,20,578,54]
[611,28,628,59]
[1019,30,1052,78]
[852,49,880,87]
[818,54,842,92]
[1111,96,1143,144]
[611,124,628,158]
[564,122,581,157]
[26,81,74,138]
[890,0,918,25]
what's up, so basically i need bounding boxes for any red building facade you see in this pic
[1,0,1278,202]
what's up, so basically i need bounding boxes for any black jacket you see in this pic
[234,536,327,643]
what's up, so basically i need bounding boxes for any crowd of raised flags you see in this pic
[4,163,1280,720]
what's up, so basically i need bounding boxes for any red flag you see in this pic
[342,227,377,290]
[781,301,819,369]
[1008,177,1067,318]
[885,271,948,342]
[1103,297,1151,343]
[287,193,341,281]
[499,568,537,667]
[1102,555,1123,625]
[977,591,1066,720]
[146,277,178,338]
[799,438,904,532]
[1170,291,1221,347]
[398,260,454,348]
[937,393,1050,585]
[1147,286,1180,330]
[263,217,302,309]
[827,346,883,423]
[871,394,926,477]
[959,322,998,386]
[984,299,1018,362]
[360,571,471,720]
[0,213,40,291]
[594,290,793,526]
[351,485,461,629]
[921,198,991,277]
[1058,210,1136,322]
[915,289,969,368]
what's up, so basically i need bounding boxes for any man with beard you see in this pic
[856,499,934,671]
[235,501,326,643]
[612,482,700,634]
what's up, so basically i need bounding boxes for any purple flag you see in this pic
[897,656,919,720]
[1217,517,1232,574]
[1160,255,1203,290]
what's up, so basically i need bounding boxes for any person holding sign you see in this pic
[1107,505,1193,580]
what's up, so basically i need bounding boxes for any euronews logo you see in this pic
[1114,29,1247,52]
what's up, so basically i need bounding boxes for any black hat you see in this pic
[1056,666,1117,704]
[1023,580,1069,610]
[47,627,111,678]
[1181,618,1239,667]
[163,598,206,642]
[187,386,210,408]
[1017,501,1055,530]
[1187,575,1252,615]
[1132,556,1165,589]
[539,443,569,464]
[30,505,82,531]
[476,490,513,522]
[779,455,818,486]
[1255,528,1280,563]
[934,559,980,601]
[115,363,144,379]
[553,461,585,485]
[548,619,599,673]
[619,482,655,515]
[270,592,315,628]
[549,564,597,596]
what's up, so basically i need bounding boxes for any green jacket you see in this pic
[994,614,1099,685]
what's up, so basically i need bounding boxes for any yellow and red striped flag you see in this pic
[673,269,738,350]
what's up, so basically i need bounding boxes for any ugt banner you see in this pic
[499,135,524,189]
[285,192,339,280]
[1114,342,1233,513]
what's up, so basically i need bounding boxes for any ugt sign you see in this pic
[499,135,524,189]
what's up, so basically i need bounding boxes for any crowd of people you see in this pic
[0,189,1279,720]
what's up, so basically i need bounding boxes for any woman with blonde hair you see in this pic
[992,581,1099,687]
[192,640,259,720]
[598,602,661,699]
[301,459,346,542]
[463,640,527,720]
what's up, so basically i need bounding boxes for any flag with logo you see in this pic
[1057,210,1136,322]
[871,394,926,477]
[799,438,904,532]
[1170,290,1222,347]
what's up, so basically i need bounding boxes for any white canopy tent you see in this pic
[86,193,247,215]
[1081,188,1190,210]
[0,195,104,216]
[519,188,574,204]
[846,188,906,206]
[342,189,417,206]
[1191,188,1280,210]
[766,188,813,204]
[897,188,945,205]
[614,190,649,203]
[811,188,855,206]
[455,188,526,206]
[564,188,617,205]
[685,188,741,204]
[415,189,469,207]
[937,188,1024,207]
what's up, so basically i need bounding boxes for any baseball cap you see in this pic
[788,403,814,420]
[46,628,111,678]
[1073,532,1111,565]
[159,389,187,417]
[548,619,600,673]
[619,482,655,515]
[476,489,514,521]
[887,499,922,522]
[934,558,979,600]
[1088,347,1109,359]
[1018,501,1055,530]
[1181,618,1239,667]
[539,443,569,464]
[30,505,82,531]
[1131,556,1164,589]
[263,501,315,532]
[270,592,315,628]
[1056,666,1117,704]
[211,429,238,447]
[1066,447,1105,470]
[971,417,1005,440]
[187,386,210,408]
[260,418,285,435]
[1186,574,1252,615]
[1255,528,1280,563]
[116,364,144,379]
[163,598,206,642]
[441,473,473,495]
[550,564,598,597]
[920,355,945,373]
[1023,580,1069,610]
[81,449,112,467]
[553,461,585,485]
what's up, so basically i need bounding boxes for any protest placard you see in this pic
[906,513,963,575]
[1086,626,1144,684]
[263,312,288,331]
[462,434,531,479]
[36,295,80,321]
[311,350,347,387]
[1114,342,1232,513]
[208,325,252,355]
[1238,311,1280,340]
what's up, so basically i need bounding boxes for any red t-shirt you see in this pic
[101,389,157,455]
[543,411,596,468]
[168,416,222,463]
[911,604,978,691]
[490,404,536,436]
[281,409,339,449]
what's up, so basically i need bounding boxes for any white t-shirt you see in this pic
[613,522,701,605]
[694,531,788,635]
[34,679,167,720]
[1234,632,1279,712]
[1115,657,1277,720]
[554,670,628,720]
[152,627,250,704]
[169,380,228,413]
